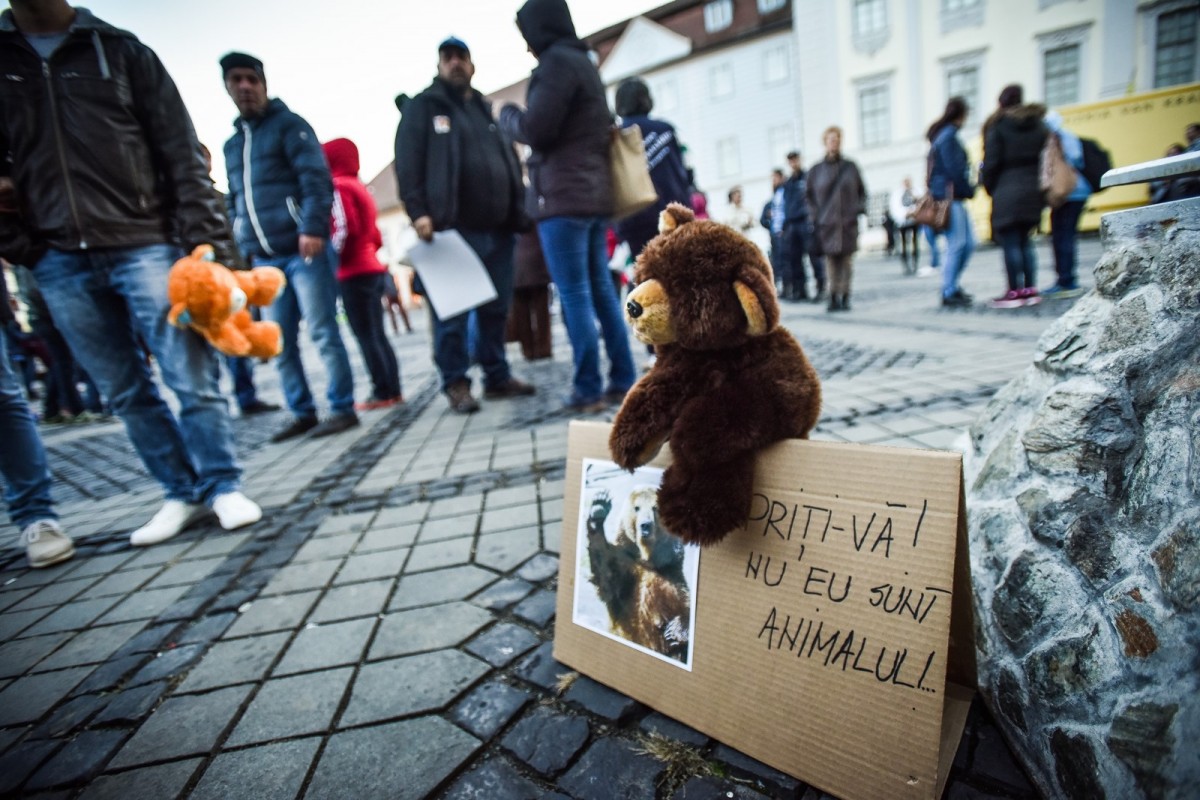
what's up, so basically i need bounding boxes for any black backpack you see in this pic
[1080,138,1113,193]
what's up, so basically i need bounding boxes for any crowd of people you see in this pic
[1,0,1191,571]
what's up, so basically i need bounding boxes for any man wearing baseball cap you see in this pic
[221,51,358,441]
[395,36,535,413]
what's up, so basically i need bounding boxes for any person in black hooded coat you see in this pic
[499,0,637,412]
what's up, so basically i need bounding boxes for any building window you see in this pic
[709,62,734,99]
[858,83,891,148]
[1044,45,1081,107]
[758,0,786,12]
[704,0,734,33]
[716,136,741,178]
[1155,8,1198,88]
[655,79,680,114]
[946,65,980,127]
[767,123,793,169]
[763,45,789,85]
[852,0,889,54]
[941,0,984,33]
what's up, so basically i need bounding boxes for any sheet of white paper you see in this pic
[405,230,498,319]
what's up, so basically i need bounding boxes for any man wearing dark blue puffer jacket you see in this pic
[222,52,357,442]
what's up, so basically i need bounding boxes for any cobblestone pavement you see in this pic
[0,237,1102,799]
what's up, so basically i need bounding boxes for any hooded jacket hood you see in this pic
[515,0,580,57]
[322,138,360,179]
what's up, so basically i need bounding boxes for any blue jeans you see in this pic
[0,331,56,529]
[923,224,941,268]
[225,355,257,410]
[35,245,241,504]
[341,272,401,400]
[995,225,1037,291]
[430,229,514,393]
[1050,200,1084,289]
[538,216,636,403]
[941,202,975,299]
[253,247,354,418]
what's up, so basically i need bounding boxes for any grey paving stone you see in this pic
[314,511,375,537]
[559,738,666,800]
[475,528,541,572]
[442,756,544,800]
[77,758,202,800]
[226,667,352,746]
[711,744,803,794]
[69,654,146,696]
[274,617,375,676]
[0,725,26,755]
[407,536,473,572]
[371,602,494,659]
[513,642,572,691]
[22,597,119,636]
[8,576,98,611]
[176,611,237,645]
[182,532,250,559]
[0,632,72,678]
[390,565,498,610]
[673,776,773,799]
[470,577,535,610]
[126,642,206,687]
[223,590,320,638]
[59,551,137,579]
[485,485,539,508]
[512,589,557,628]
[334,547,409,584]
[449,680,534,739]
[565,675,641,721]
[96,585,188,624]
[356,524,419,552]
[108,685,252,768]
[309,579,393,623]
[92,681,169,725]
[516,554,560,583]
[28,692,106,739]
[177,631,291,692]
[260,559,341,595]
[191,737,321,800]
[292,533,360,563]
[34,622,143,672]
[0,585,37,613]
[502,706,590,774]
[640,712,709,748]
[340,650,490,726]
[306,716,480,800]
[417,515,476,544]
[0,666,91,725]
[427,494,484,519]
[465,622,540,667]
[0,738,60,795]
[142,556,224,589]
[24,729,128,790]
[372,502,429,528]
[114,622,179,655]
[122,540,195,568]
[480,503,540,533]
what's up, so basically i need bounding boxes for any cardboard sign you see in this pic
[555,422,976,800]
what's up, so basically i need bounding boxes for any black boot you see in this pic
[827,295,840,312]
[840,293,851,311]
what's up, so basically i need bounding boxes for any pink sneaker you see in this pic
[1018,287,1041,306]
[989,290,1024,309]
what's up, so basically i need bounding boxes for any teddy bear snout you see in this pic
[626,299,644,319]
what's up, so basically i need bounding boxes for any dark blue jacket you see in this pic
[224,99,333,258]
[782,171,810,226]
[929,124,974,201]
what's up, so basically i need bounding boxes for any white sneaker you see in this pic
[20,519,75,568]
[130,500,209,546]
[211,491,262,530]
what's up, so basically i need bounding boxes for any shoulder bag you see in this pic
[910,148,953,232]
[610,124,658,221]
[1039,132,1078,209]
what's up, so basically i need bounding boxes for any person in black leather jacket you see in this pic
[0,0,261,548]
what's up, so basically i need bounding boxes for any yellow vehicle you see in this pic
[965,82,1199,239]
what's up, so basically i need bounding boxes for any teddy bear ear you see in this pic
[193,244,215,262]
[732,268,779,337]
[658,202,696,235]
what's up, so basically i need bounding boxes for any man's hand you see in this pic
[298,234,324,261]
[413,216,434,243]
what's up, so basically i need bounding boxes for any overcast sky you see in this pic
[78,0,663,188]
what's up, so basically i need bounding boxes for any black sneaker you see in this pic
[483,378,536,399]
[240,399,281,416]
[309,413,361,438]
[270,416,318,442]
[942,291,972,308]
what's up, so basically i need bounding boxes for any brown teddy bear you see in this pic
[167,245,286,359]
[609,203,822,546]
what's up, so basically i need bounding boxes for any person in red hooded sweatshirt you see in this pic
[321,138,403,409]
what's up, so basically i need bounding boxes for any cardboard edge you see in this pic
[947,468,979,689]
[935,683,975,799]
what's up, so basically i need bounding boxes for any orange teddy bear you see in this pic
[167,245,286,359]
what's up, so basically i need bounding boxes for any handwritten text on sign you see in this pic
[740,491,948,695]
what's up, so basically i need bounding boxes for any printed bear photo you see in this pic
[573,459,700,669]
